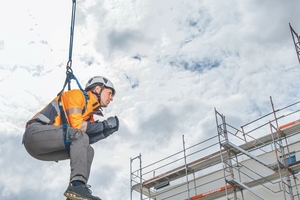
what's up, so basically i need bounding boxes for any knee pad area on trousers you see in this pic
[70,129,90,147]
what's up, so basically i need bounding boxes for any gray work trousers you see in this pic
[23,123,94,184]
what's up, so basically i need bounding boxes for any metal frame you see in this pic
[216,97,300,200]
[290,23,300,65]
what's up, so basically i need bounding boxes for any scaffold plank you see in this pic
[222,141,269,167]
[226,178,266,199]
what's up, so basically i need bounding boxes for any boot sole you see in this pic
[64,191,90,200]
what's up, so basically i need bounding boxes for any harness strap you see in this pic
[58,96,71,150]
[58,70,88,151]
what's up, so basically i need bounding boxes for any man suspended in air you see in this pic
[22,76,119,200]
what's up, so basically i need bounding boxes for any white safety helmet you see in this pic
[85,76,116,96]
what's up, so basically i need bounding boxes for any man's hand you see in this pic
[102,116,119,137]
[103,116,119,130]
[88,116,119,144]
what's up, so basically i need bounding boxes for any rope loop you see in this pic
[66,60,73,77]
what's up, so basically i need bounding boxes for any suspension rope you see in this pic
[57,0,88,152]
[68,0,76,65]
[59,0,88,99]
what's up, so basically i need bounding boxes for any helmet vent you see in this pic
[103,78,108,84]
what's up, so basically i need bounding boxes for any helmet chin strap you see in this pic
[92,86,105,106]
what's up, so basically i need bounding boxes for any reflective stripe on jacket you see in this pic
[27,89,100,131]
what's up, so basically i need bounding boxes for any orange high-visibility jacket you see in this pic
[27,89,102,133]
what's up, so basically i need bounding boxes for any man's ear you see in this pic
[93,85,100,93]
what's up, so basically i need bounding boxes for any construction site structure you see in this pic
[290,23,300,65]
[130,97,300,200]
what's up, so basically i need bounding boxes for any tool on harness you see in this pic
[57,0,88,151]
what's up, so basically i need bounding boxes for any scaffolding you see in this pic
[130,97,300,200]
[216,97,300,200]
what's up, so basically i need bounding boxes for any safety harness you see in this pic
[57,0,88,151]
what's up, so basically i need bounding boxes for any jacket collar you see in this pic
[87,91,101,108]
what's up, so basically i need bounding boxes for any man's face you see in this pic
[100,87,114,107]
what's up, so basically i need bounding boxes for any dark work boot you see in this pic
[64,184,102,200]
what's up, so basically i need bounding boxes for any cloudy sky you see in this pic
[1,0,300,199]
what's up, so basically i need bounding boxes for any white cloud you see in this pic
[1,0,300,199]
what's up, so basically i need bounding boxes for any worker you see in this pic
[22,76,119,200]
